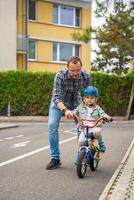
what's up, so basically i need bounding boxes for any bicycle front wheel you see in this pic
[77,149,87,178]
[90,149,100,171]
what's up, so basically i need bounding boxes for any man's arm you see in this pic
[57,102,67,112]
[53,73,70,114]
[53,72,63,108]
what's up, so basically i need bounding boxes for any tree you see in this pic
[72,1,134,74]
[128,60,134,73]
[93,1,134,74]
[94,0,132,17]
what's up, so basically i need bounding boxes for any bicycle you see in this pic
[75,116,111,178]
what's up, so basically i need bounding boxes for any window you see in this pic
[28,40,36,60]
[53,43,79,62]
[53,5,80,27]
[29,0,36,20]
[60,6,74,26]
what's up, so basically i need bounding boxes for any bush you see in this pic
[0,70,133,116]
[0,71,55,116]
[92,72,134,116]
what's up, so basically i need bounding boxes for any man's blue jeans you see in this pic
[48,101,77,160]
[48,101,62,159]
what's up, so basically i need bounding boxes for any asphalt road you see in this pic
[0,122,134,200]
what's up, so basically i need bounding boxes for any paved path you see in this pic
[99,138,134,200]
[0,117,134,199]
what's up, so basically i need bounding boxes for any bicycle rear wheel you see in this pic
[77,149,87,178]
[89,149,100,171]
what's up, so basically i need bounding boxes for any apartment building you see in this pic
[0,0,92,72]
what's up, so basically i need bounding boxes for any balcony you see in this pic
[17,35,29,54]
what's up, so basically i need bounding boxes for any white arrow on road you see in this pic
[10,141,31,148]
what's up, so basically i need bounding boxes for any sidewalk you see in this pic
[0,115,133,122]
[99,138,134,200]
[0,116,69,122]
[0,123,19,129]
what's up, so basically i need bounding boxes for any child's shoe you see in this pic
[74,160,77,165]
[99,142,106,152]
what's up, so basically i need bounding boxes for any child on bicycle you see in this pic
[74,86,112,152]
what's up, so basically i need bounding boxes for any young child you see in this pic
[74,86,112,152]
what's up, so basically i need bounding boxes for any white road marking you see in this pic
[14,135,24,138]
[5,137,14,140]
[0,136,77,167]
[10,141,31,148]
[64,128,77,135]
[2,135,24,141]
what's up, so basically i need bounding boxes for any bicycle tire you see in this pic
[89,149,100,171]
[77,149,87,178]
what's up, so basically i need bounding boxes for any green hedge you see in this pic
[0,71,55,116]
[0,71,133,116]
[92,72,134,116]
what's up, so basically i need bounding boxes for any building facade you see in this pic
[1,0,92,72]
[0,0,17,70]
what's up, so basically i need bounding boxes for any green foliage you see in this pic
[0,71,133,116]
[94,0,133,17]
[72,28,92,43]
[0,71,55,116]
[92,72,134,116]
[128,60,134,73]
[94,0,109,18]
[92,1,134,74]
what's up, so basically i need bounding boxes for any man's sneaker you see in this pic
[46,158,61,170]
[99,142,106,152]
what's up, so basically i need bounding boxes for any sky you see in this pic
[91,0,105,61]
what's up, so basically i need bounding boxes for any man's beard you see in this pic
[72,75,79,79]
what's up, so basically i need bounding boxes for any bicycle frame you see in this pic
[79,127,99,161]
[76,116,104,163]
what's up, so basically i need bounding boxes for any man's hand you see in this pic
[64,110,75,119]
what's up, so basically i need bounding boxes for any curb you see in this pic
[0,123,19,130]
[0,116,69,122]
[0,116,133,122]
[98,138,134,200]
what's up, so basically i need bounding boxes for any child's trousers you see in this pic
[78,127,102,149]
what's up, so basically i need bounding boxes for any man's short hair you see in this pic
[67,56,82,67]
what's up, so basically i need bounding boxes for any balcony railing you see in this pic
[17,35,29,54]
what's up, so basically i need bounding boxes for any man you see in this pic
[46,56,92,170]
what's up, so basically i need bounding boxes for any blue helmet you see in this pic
[82,86,99,97]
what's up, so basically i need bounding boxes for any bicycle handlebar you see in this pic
[74,114,105,128]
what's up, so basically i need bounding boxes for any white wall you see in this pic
[0,0,16,70]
